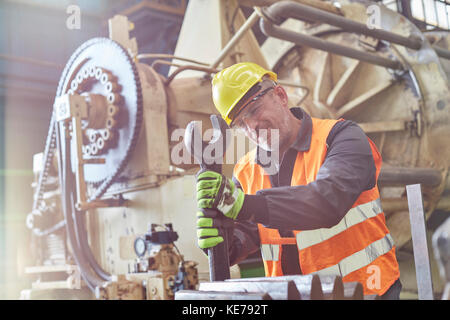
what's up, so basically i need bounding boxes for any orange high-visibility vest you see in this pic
[233,117,400,296]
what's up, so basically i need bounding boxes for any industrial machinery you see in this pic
[97,223,198,300]
[23,13,212,299]
[23,0,450,299]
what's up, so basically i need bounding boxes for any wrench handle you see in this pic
[184,116,232,282]
[199,164,230,281]
[202,207,231,281]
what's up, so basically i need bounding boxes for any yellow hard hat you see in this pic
[212,62,277,125]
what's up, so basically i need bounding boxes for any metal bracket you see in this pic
[406,109,422,137]
[406,184,434,300]
[54,93,124,212]
[54,94,88,122]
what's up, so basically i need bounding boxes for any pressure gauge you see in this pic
[134,236,147,257]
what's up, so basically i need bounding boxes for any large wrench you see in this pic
[184,115,231,281]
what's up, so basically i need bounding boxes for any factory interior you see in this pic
[0,0,450,301]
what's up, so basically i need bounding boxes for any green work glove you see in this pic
[196,170,245,220]
[196,211,224,249]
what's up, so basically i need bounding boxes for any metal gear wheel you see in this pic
[56,37,143,201]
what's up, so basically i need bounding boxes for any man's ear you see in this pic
[274,85,289,108]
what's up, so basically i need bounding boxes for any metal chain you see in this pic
[31,114,57,213]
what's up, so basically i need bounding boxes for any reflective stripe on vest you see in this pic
[312,233,394,277]
[261,244,280,261]
[296,198,383,250]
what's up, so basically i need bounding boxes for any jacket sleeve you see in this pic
[226,220,261,266]
[238,121,377,231]
[226,177,261,266]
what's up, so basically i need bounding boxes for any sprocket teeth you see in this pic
[48,37,144,202]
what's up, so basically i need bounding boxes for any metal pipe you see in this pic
[165,65,219,85]
[151,59,184,69]
[277,79,309,90]
[260,19,404,70]
[378,167,443,187]
[210,10,260,69]
[261,1,450,61]
[433,45,450,60]
[137,53,209,66]
[263,1,422,50]
[238,0,342,15]
[76,197,129,211]
[382,196,450,213]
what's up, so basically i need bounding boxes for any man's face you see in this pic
[231,85,289,151]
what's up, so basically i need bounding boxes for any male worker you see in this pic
[195,62,401,299]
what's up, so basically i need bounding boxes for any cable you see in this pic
[73,206,112,281]
[158,223,185,264]
[56,121,105,292]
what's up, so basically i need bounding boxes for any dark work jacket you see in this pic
[228,107,377,272]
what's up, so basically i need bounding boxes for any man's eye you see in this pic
[249,105,261,116]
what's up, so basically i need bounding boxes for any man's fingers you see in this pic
[197,217,214,228]
[196,179,220,190]
[197,171,222,180]
[197,213,231,227]
[196,189,216,201]
[196,211,205,218]
[197,227,219,238]
[198,198,215,209]
[198,236,224,249]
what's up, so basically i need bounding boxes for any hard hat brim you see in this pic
[224,71,277,124]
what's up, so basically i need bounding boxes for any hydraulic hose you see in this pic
[73,205,112,281]
[56,121,105,292]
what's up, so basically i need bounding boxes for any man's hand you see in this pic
[196,211,224,249]
[196,170,244,220]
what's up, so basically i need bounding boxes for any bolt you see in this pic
[100,73,109,84]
